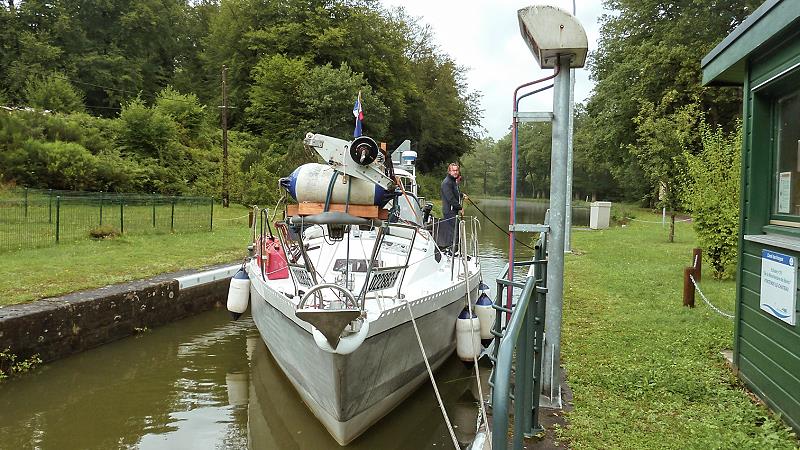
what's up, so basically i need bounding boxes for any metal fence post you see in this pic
[99,192,104,225]
[210,197,214,231]
[120,199,124,234]
[55,195,60,243]
[171,197,175,232]
[48,189,52,223]
[24,187,28,219]
[152,192,156,228]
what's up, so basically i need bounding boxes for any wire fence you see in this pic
[0,188,216,253]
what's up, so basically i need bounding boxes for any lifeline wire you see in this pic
[466,197,536,251]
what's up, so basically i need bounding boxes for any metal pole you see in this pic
[55,195,60,243]
[152,192,156,227]
[48,189,52,223]
[210,197,214,231]
[171,197,175,232]
[541,56,571,406]
[565,0,577,253]
[99,192,103,225]
[565,69,575,253]
[24,187,28,219]
[120,199,124,235]
[221,66,230,208]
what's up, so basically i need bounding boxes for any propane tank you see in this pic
[227,268,250,320]
[280,163,393,206]
[456,307,481,364]
[474,292,495,347]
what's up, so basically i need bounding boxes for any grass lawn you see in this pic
[0,204,253,306]
[559,211,798,448]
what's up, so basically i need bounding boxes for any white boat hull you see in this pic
[249,272,479,445]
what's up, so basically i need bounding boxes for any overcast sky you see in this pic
[379,0,606,140]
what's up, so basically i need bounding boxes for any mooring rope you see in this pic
[459,222,491,449]
[465,197,536,251]
[403,298,460,450]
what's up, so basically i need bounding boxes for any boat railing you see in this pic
[487,232,548,449]
[359,222,419,303]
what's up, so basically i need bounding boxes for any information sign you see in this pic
[760,249,797,326]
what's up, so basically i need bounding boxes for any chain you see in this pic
[688,274,734,319]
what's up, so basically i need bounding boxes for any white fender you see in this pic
[227,269,250,316]
[474,292,495,344]
[456,310,481,362]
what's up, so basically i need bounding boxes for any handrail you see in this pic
[491,276,537,449]
[489,233,548,450]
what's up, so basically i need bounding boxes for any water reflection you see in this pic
[247,339,487,449]
[0,314,252,450]
[0,197,573,449]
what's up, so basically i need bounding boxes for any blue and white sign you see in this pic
[760,249,797,326]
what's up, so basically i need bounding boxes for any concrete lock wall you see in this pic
[0,265,235,366]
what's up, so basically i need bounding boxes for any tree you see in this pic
[683,121,742,278]
[585,0,760,202]
[630,91,700,242]
[154,86,208,144]
[24,73,84,113]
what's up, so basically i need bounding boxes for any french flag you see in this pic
[353,91,363,137]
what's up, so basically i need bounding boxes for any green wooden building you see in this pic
[701,0,800,432]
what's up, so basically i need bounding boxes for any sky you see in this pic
[379,1,606,140]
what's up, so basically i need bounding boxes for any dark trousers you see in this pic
[436,213,458,250]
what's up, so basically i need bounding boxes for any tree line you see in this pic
[0,0,481,204]
[1,0,757,275]
[455,0,757,275]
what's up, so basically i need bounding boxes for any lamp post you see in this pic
[517,4,588,407]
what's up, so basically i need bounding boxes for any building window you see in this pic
[773,91,800,218]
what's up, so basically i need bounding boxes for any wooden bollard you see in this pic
[692,248,702,282]
[683,267,696,308]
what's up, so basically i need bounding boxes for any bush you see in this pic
[611,204,636,225]
[416,171,444,201]
[24,73,85,114]
[683,121,742,278]
[0,348,41,380]
[89,224,120,239]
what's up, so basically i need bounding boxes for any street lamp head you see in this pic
[518,5,588,69]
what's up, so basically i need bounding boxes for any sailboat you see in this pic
[230,132,482,445]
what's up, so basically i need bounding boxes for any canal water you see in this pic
[0,200,587,449]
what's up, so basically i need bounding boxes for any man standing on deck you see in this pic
[439,162,468,251]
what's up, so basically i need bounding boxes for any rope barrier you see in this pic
[216,213,250,221]
[689,273,734,319]
[627,217,692,224]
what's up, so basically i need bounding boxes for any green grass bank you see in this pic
[559,212,798,448]
[0,204,252,306]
